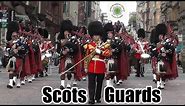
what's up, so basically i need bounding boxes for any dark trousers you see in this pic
[88,73,105,101]
[136,59,141,75]
[136,59,145,76]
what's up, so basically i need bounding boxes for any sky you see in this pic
[100,1,137,26]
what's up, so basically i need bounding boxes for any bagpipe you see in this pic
[9,35,29,59]
[156,37,176,74]
[115,29,135,53]
[71,31,92,46]
[60,39,111,75]
[110,36,123,57]
[106,36,123,73]
[58,34,80,73]
[5,35,29,72]
[60,34,79,57]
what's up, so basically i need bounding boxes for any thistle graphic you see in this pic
[113,7,122,16]
[110,3,125,18]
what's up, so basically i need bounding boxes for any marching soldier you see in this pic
[77,26,89,81]
[103,22,122,86]
[150,28,158,83]
[133,28,149,77]
[6,21,25,88]
[115,27,133,85]
[58,20,82,89]
[83,21,112,104]
[151,23,178,89]
[40,28,54,77]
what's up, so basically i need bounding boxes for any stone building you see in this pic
[1,1,63,42]
[1,1,102,43]
[148,1,161,31]
[78,1,86,26]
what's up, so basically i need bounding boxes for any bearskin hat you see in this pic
[103,22,114,33]
[58,20,73,40]
[88,21,103,37]
[42,29,49,38]
[73,25,79,32]
[155,23,167,43]
[155,23,167,36]
[60,20,73,33]
[150,28,156,44]
[37,28,43,35]
[137,28,145,38]
[6,21,19,41]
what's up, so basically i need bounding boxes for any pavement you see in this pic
[0,64,185,105]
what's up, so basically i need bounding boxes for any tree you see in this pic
[128,14,136,27]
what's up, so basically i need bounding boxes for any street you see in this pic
[0,64,185,105]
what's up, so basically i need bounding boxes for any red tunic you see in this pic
[41,41,53,53]
[84,41,111,74]
[133,40,149,59]
[152,41,178,80]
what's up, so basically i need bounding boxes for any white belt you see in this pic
[92,58,105,63]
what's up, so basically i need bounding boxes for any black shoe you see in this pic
[39,72,44,77]
[113,80,117,84]
[158,87,164,89]
[66,86,71,89]
[141,74,144,77]
[45,73,48,77]
[17,86,20,88]
[153,79,157,83]
[39,74,44,77]
[60,85,65,90]
[82,77,86,81]
[13,81,16,85]
[35,74,38,78]
[95,99,101,103]
[88,100,95,104]
[21,82,25,85]
[135,74,140,77]
[7,85,13,89]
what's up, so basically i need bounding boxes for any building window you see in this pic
[63,1,69,13]
[63,1,67,13]
[87,1,91,17]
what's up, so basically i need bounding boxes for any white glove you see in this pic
[84,69,88,73]
[95,48,101,54]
